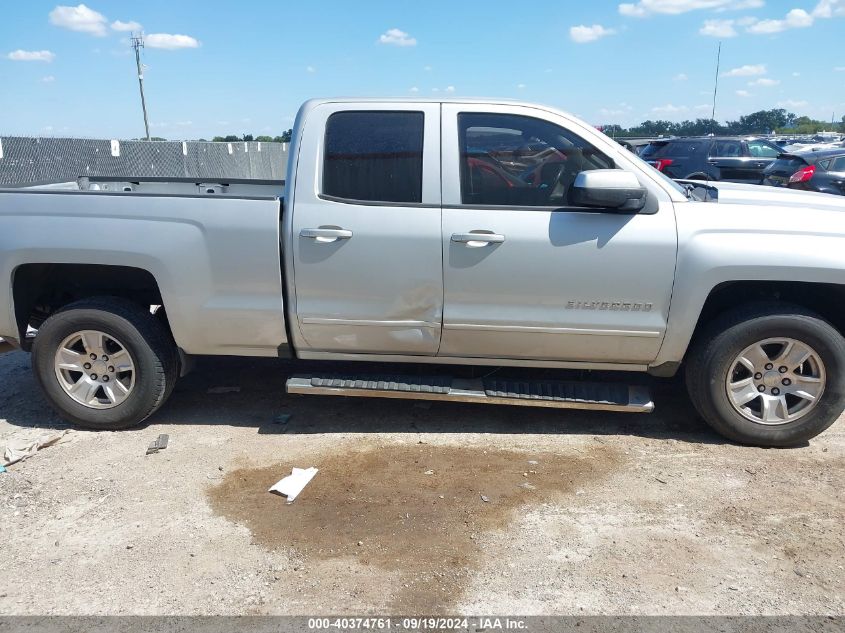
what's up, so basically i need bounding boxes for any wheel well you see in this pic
[12,264,167,350]
[691,281,845,347]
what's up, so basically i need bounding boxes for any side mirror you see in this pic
[570,169,647,212]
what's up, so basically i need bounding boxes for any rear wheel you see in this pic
[686,304,845,446]
[32,297,178,430]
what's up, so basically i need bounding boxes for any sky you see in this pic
[1,0,844,139]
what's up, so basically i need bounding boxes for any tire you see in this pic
[32,297,178,430]
[686,303,845,446]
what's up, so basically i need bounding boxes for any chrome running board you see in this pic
[286,374,654,413]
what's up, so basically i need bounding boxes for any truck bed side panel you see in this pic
[0,190,286,357]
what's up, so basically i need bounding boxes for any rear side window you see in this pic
[323,111,424,204]
[831,156,845,171]
[710,140,743,157]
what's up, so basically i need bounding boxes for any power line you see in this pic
[130,34,151,141]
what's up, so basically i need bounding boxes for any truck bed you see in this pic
[0,185,288,357]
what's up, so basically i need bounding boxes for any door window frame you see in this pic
[294,102,442,210]
[440,103,663,213]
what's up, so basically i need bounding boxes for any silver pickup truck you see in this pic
[2,98,844,447]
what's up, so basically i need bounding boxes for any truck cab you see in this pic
[285,99,677,367]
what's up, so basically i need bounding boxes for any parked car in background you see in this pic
[616,138,655,156]
[763,148,845,196]
[640,136,782,183]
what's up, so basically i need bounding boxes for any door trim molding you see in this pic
[300,317,440,328]
[443,323,662,338]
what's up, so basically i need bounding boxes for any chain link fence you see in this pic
[0,137,289,187]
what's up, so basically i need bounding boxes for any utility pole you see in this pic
[710,41,722,131]
[131,34,151,141]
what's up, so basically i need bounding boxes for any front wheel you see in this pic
[686,304,845,446]
[32,297,178,430]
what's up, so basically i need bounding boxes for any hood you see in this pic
[709,181,845,213]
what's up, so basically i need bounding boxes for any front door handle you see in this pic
[300,227,353,243]
[451,232,506,246]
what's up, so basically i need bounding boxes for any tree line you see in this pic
[601,109,845,138]
[209,130,292,143]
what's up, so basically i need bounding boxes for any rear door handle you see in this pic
[300,227,353,243]
[451,232,506,246]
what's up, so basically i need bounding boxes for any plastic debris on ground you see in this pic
[207,386,241,394]
[268,467,319,503]
[145,434,170,455]
[2,430,69,467]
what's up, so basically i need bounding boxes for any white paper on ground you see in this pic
[268,467,318,503]
[3,430,69,467]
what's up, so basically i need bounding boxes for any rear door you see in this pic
[289,103,443,355]
[438,104,677,364]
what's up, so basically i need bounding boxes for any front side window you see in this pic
[458,113,613,207]
[323,111,424,204]
[747,140,780,158]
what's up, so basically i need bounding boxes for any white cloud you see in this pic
[673,72,689,80]
[49,4,108,36]
[409,86,419,93]
[41,75,55,82]
[423,65,432,71]
[747,8,813,33]
[569,24,616,43]
[516,83,526,89]
[145,33,200,49]
[652,103,688,113]
[620,0,763,17]
[8,49,56,62]
[748,77,780,86]
[777,99,809,108]
[792,71,801,76]
[699,18,738,36]
[694,104,712,111]
[111,20,142,32]
[813,0,845,18]
[745,0,845,35]
[445,85,456,93]
[306,65,316,73]
[378,28,417,47]
[600,103,634,116]
[723,63,766,76]
[735,89,752,97]
[835,66,845,71]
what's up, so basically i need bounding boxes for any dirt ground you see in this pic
[0,350,843,616]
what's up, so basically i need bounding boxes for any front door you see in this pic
[290,104,443,355]
[438,104,677,364]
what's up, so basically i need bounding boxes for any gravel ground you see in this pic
[0,350,842,616]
